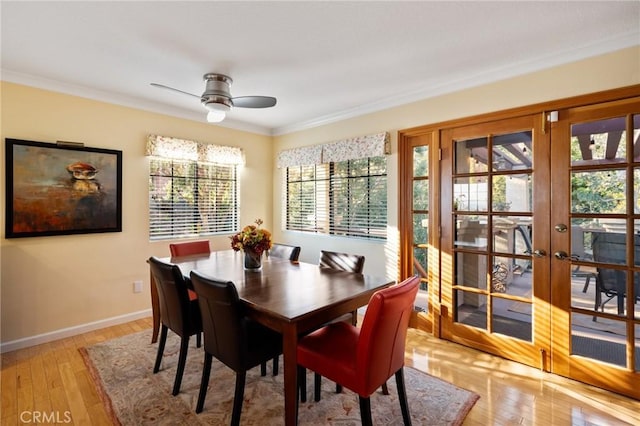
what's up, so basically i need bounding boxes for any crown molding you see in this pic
[271,33,640,136]
[3,31,638,138]
[1,70,273,136]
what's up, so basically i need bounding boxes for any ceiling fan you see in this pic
[151,73,277,123]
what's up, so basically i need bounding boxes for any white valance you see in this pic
[321,132,390,163]
[146,134,245,165]
[276,144,323,168]
[277,131,390,168]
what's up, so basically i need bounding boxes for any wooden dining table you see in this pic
[149,249,394,426]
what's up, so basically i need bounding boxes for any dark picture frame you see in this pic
[5,138,122,238]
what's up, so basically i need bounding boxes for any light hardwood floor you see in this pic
[1,317,638,425]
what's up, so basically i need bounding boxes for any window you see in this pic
[149,159,238,240]
[285,156,387,239]
[146,134,243,241]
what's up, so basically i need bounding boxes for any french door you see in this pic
[548,97,640,398]
[400,93,640,399]
[439,114,552,368]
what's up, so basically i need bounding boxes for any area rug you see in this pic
[80,331,479,425]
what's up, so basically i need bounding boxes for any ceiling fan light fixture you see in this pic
[202,95,231,122]
[207,109,226,123]
[151,72,276,123]
[204,101,231,113]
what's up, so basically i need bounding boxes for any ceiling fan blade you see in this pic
[150,83,200,99]
[231,96,277,108]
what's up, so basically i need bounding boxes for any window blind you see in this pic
[147,135,240,240]
[285,157,387,240]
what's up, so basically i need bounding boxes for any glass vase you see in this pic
[244,249,262,271]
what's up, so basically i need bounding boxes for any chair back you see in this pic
[269,243,301,261]
[356,275,419,395]
[148,256,201,335]
[592,232,640,295]
[319,250,365,273]
[190,271,256,371]
[169,240,210,257]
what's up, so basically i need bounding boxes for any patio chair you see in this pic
[591,232,640,318]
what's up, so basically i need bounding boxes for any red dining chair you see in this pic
[148,256,203,396]
[168,240,210,346]
[296,275,420,426]
[300,250,365,401]
[169,240,211,257]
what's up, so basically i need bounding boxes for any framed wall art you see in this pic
[5,138,123,238]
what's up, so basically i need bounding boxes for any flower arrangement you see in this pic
[230,219,273,256]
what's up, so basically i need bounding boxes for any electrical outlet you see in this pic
[133,280,143,293]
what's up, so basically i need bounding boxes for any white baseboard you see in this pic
[0,309,152,354]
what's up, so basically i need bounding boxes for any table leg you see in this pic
[150,270,160,343]
[282,326,298,426]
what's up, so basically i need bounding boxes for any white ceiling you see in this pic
[2,1,639,136]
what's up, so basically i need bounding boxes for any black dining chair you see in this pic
[319,250,365,326]
[148,256,203,396]
[269,243,301,261]
[190,270,283,423]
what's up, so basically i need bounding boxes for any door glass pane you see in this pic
[571,170,626,214]
[571,219,598,262]
[570,117,626,166]
[413,213,429,283]
[492,173,532,212]
[635,115,640,162]
[453,176,488,211]
[456,290,487,330]
[413,145,429,177]
[492,131,533,171]
[634,272,640,320]
[493,216,532,256]
[492,298,532,341]
[412,145,429,314]
[636,324,640,371]
[455,137,488,174]
[492,255,532,298]
[413,245,428,279]
[455,215,488,250]
[571,313,629,368]
[636,219,640,267]
[413,179,428,210]
[591,232,633,317]
[413,245,428,313]
[635,168,640,214]
[455,252,487,290]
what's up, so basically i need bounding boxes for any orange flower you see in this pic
[230,219,273,255]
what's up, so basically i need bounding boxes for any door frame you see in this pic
[399,84,640,398]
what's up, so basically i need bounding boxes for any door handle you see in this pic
[533,249,546,257]
[554,251,580,261]
[554,251,568,260]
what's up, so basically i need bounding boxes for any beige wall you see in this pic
[271,46,640,277]
[0,83,273,347]
[1,46,638,350]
